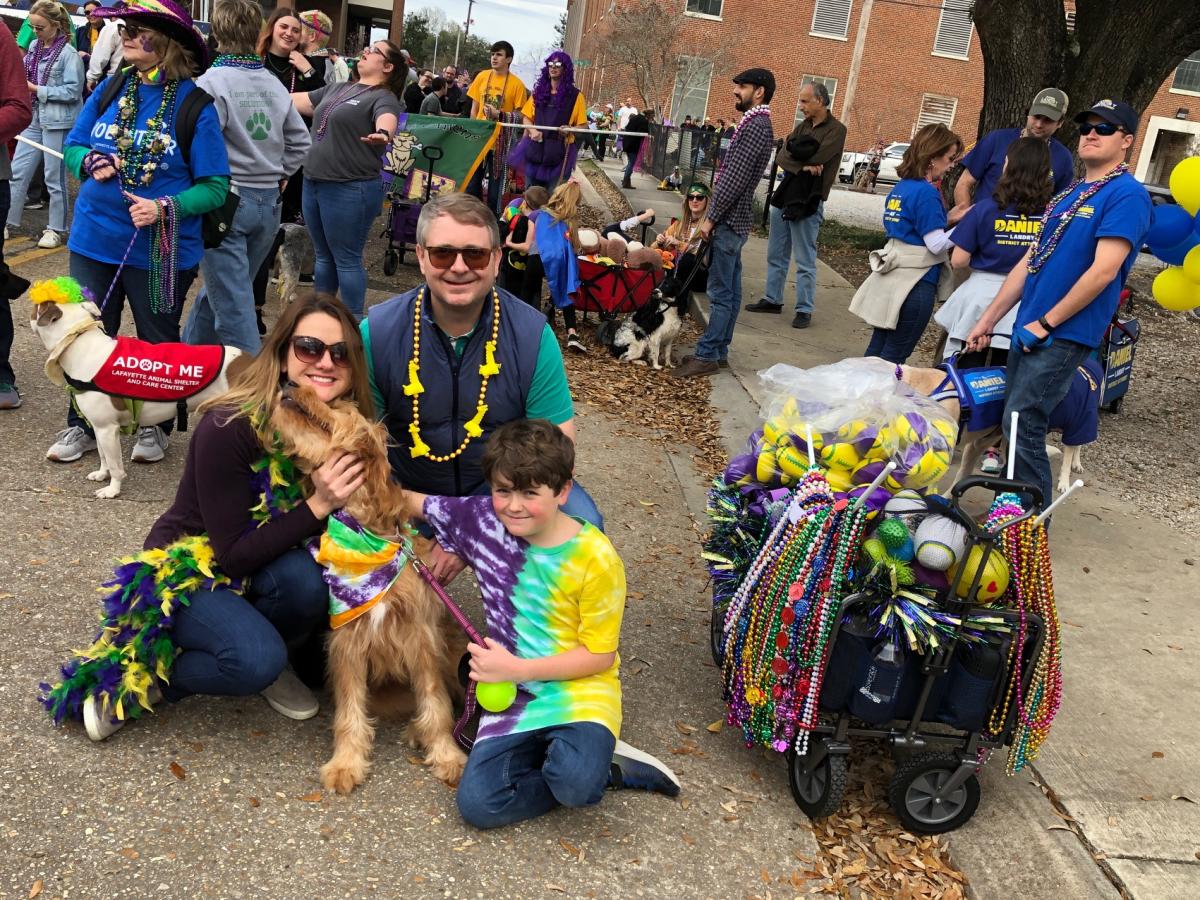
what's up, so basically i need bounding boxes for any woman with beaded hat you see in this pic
[6,0,84,251]
[290,38,403,318]
[45,0,230,467]
[182,0,311,355]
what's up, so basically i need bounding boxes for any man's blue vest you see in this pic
[368,285,546,496]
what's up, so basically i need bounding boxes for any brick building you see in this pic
[566,0,1199,187]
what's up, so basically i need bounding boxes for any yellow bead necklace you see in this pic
[404,286,502,461]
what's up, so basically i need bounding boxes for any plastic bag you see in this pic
[722,359,959,507]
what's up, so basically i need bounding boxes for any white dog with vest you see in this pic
[29,279,248,499]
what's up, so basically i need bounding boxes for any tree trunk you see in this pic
[972,0,1200,150]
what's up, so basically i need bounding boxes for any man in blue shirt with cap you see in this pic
[965,99,1151,506]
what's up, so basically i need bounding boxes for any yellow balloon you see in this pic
[1184,246,1200,284]
[1153,266,1200,312]
[1170,157,1200,215]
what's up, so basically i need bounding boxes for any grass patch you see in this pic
[818,218,887,253]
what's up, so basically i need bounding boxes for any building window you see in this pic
[1173,51,1200,94]
[672,56,714,125]
[811,0,852,40]
[685,0,723,16]
[916,93,958,130]
[933,0,973,59]
[795,75,838,126]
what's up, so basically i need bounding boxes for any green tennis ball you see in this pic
[876,517,911,550]
[862,537,888,565]
[476,680,517,712]
[819,441,860,471]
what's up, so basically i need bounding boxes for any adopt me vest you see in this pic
[368,285,544,496]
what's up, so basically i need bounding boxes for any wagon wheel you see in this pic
[382,248,400,276]
[710,604,726,667]
[788,741,849,820]
[887,752,981,834]
[1106,396,1123,414]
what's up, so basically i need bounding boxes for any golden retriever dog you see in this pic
[270,385,467,793]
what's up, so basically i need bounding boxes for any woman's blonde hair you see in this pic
[28,1,72,39]
[545,180,582,226]
[210,0,264,55]
[897,123,962,181]
[201,293,374,442]
[147,26,200,79]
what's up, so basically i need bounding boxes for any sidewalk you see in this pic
[597,155,1200,900]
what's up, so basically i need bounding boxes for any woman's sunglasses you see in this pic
[423,246,493,270]
[1078,121,1124,136]
[118,22,147,39]
[291,336,351,368]
[687,194,707,201]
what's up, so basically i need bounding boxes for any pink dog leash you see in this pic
[411,556,485,751]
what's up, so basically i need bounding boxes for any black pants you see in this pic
[519,255,544,310]
[0,180,12,385]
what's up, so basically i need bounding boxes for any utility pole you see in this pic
[464,0,475,37]
[454,0,474,67]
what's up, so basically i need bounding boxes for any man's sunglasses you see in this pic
[1078,121,1125,136]
[290,336,351,368]
[423,246,493,269]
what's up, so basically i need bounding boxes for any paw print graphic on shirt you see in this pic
[245,111,272,141]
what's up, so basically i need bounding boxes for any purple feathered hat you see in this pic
[532,50,576,108]
[95,0,209,71]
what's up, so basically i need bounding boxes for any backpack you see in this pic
[96,72,214,166]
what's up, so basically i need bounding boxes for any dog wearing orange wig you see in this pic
[270,385,466,793]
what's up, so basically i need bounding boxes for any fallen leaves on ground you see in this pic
[28,880,43,899]
[168,761,186,780]
[800,749,968,898]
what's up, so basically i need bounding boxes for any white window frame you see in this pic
[932,0,973,60]
[671,55,714,126]
[1170,50,1200,97]
[810,0,853,42]
[916,93,958,131]
[683,0,723,21]
[795,75,839,126]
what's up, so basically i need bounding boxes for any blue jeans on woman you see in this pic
[1002,337,1090,508]
[694,223,748,362]
[184,185,281,353]
[456,721,615,829]
[864,277,936,364]
[7,119,68,233]
[162,549,328,701]
[302,177,385,317]
[65,252,199,435]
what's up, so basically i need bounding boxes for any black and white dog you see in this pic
[597,275,689,370]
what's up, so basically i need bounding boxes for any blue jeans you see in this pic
[7,120,67,233]
[1002,337,1090,508]
[864,278,936,364]
[301,177,384,317]
[65,252,199,435]
[623,150,638,183]
[0,179,12,386]
[764,201,823,313]
[163,549,328,700]
[694,223,748,362]
[456,722,615,829]
[184,185,281,353]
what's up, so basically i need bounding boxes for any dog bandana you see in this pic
[90,336,226,401]
[311,510,413,628]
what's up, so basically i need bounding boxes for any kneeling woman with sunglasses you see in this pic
[291,39,404,317]
[65,294,372,741]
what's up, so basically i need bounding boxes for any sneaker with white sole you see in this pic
[24,199,45,210]
[46,425,97,462]
[979,447,1004,476]
[609,739,681,797]
[130,425,168,463]
[261,666,319,720]
[37,229,62,249]
[0,382,20,409]
[566,333,587,354]
[83,681,163,742]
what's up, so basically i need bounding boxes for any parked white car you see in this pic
[837,142,909,185]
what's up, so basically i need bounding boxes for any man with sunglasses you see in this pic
[966,99,1151,507]
[361,193,601,583]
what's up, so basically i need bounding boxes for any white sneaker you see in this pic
[83,681,162,742]
[130,425,168,463]
[46,425,97,462]
[37,229,62,249]
[261,666,319,720]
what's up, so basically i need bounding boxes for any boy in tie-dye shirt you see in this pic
[411,419,680,829]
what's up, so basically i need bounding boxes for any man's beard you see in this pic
[734,97,750,113]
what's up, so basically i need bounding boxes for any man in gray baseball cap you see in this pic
[954,87,1074,210]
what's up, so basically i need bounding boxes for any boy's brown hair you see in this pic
[523,185,550,210]
[481,419,574,493]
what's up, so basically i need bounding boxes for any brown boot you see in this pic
[671,356,719,378]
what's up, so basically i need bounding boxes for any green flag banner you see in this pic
[383,114,499,199]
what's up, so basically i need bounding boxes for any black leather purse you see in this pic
[202,184,241,249]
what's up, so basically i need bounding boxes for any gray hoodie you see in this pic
[196,64,311,189]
